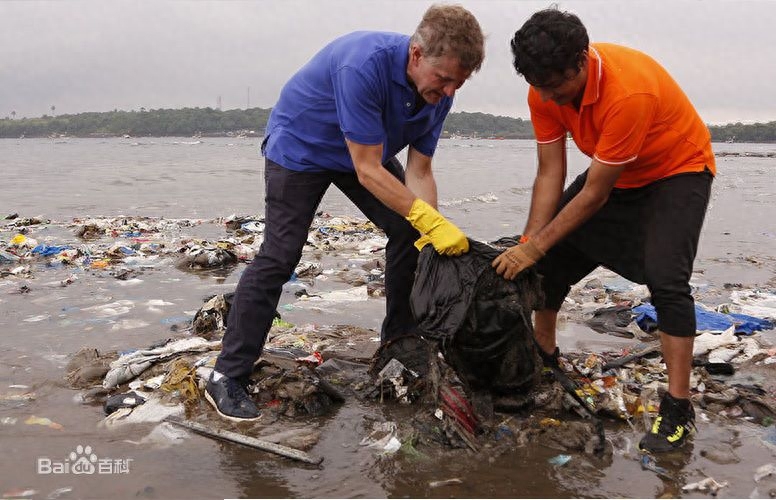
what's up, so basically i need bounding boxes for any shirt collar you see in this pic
[392,36,412,88]
[581,45,602,107]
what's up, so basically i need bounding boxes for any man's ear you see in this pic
[578,50,589,71]
[409,43,422,65]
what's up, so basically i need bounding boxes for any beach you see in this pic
[1,137,775,499]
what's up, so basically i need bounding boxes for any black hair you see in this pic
[510,8,589,86]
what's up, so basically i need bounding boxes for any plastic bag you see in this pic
[410,237,544,395]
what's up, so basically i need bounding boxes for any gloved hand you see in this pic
[413,234,433,251]
[492,240,545,280]
[405,199,469,256]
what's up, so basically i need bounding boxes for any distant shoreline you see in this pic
[3,135,776,149]
[2,108,774,142]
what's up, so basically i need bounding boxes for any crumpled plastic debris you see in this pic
[754,463,776,482]
[24,415,63,430]
[359,421,401,454]
[103,337,221,388]
[104,391,146,415]
[376,358,418,404]
[100,393,184,428]
[159,359,200,404]
[548,454,572,466]
[681,476,728,494]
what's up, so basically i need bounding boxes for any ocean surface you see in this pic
[4,137,776,265]
[1,137,775,499]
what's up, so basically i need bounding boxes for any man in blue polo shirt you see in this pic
[206,4,485,420]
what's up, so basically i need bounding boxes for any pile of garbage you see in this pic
[62,286,776,471]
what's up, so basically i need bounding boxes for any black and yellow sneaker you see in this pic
[537,346,560,380]
[538,346,560,368]
[639,392,696,453]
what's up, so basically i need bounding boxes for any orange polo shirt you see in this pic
[528,43,715,189]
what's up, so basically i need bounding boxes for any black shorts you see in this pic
[537,168,713,337]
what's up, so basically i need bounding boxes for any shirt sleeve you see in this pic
[332,65,385,146]
[528,87,566,144]
[594,93,657,165]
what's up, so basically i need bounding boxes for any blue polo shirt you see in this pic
[263,31,453,172]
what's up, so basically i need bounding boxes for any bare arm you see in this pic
[523,139,567,237]
[346,140,416,216]
[532,158,625,253]
[404,146,438,208]
[493,156,624,279]
[347,139,469,255]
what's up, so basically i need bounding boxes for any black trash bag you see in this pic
[410,237,544,396]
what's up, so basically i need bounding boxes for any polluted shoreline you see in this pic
[2,212,776,499]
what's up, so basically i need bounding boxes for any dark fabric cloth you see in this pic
[410,238,544,395]
[216,157,420,379]
[538,168,713,337]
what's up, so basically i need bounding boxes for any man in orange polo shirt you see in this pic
[495,8,715,453]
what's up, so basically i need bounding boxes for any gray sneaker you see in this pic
[205,371,261,421]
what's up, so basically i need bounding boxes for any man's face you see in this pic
[531,65,587,107]
[407,44,471,105]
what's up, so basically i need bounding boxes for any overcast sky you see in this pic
[2,0,773,125]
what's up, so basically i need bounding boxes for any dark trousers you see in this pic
[538,169,713,337]
[215,158,420,379]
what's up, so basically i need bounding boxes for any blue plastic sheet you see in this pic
[633,303,774,335]
[31,244,71,256]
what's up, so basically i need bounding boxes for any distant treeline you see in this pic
[0,108,271,139]
[0,107,774,143]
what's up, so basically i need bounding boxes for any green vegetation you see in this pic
[0,108,270,138]
[1,107,775,143]
[707,122,776,144]
[442,111,534,139]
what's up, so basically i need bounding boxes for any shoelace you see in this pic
[224,378,252,403]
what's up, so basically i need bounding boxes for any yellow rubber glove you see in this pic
[492,240,545,280]
[414,234,433,251]
[405,199,469,256]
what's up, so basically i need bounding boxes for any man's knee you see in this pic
[651,287,696,337]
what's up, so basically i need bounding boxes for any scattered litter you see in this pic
[548,454,572,466]
[640,454,671,479]
[45,487,74,499]
[125,422,190,449]
[103,337,221,388]
[24,416,63,430]
[104,391,146,415]
[101,394,184,428]
[22,314,50,323]
[681,477,728,494]
[2,489,37,499]
[5,213,772,493]
[754,463,776,482]
[359,421,401,454]
[428,478,463,488]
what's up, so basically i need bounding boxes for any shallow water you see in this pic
[1,138,775,499]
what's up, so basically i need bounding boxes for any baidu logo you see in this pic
[37,445,132,475]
